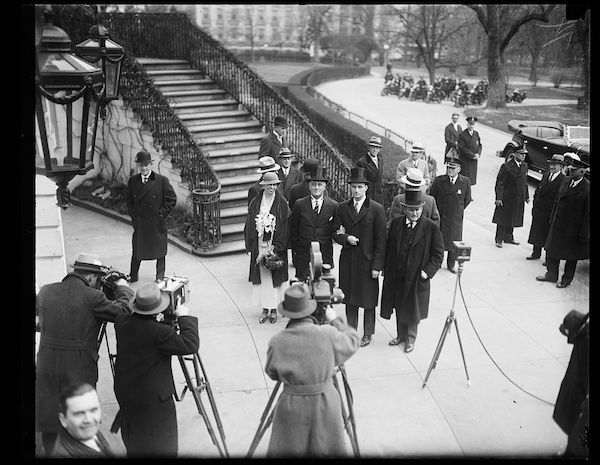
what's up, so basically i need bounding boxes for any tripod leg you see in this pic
[337,366,360,458]
[422,317,452,389]
[452,318,471,385]
[247,381,281,458]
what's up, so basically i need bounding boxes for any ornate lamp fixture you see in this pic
[35,9,104,209]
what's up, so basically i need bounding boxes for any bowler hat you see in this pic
[466,116,478,123]
[308,166,328,183]
[548,154,566,165]
[129,282,170,315]
[273,115,289,128]
[135,151,152,164]
[348,167,369,184]
[301,158,320,173]
[70,253,104,273]
[563,152,589,168]
[259,172,282,185]
[277,284,317,319]
[400,168,426,187]
[411,142,425,152]
[400,189,426,207]
[257,156,280,173]
[368,136,382,148]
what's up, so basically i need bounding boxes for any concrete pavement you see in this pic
[40,72,588,458]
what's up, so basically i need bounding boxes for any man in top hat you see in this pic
[492,146,529,248]
[354,136,385,204]
[429,159,472,273]
[457,116,482,186]
[380,189,444,353]
[114,282,199,458]
[526,154,566,261]
[389,168,440,226]
[444,113,463,162]
[333,167,387,347]
[36,253,133,456]
[259,115,289,160]
[288,158,326,209]
[264,284,359,457]
[248,156,281,205]
[277,147,304,202]
[396,142,431,193]
[126,150,177,283]
[537,153,589,288]
[290,166,339,281]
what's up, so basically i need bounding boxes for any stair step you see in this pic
[179,110,254,126]
[220,189,250,206]
[192,239,246,257]
[137,58,191,70]
[173,99,240,114]
[154,79,219,93]
[212,158,260,177]
[207,145,260,162]
[147,69,205,81]
[200,132,265,149]
[164,89,229,102]
[189,121,262,138]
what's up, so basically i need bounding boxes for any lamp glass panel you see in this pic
[104,60,121,98]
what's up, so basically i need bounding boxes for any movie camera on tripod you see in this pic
[155,275,190,328]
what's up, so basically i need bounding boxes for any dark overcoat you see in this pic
[429,173,472,250]
[527,171,565,247]
[36,274,133,433]
[333,197,387,308]
[457,129,482,185]
[244,190,291,287]
[380,215,444,324]
[545,177,590,260]
[114,314,199,457]
[492,159,529,227]
[127,171,177,259]
[278,166,304,201]
[354,155,384,204]
[290,196,339,276]
[258,132,285,159]
[444,122,462,159]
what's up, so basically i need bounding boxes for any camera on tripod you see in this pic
[96,266,130,300]
[156,275,190,327]
[452,241,472,263]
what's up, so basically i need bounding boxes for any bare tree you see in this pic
[302,4,334,62]
[243,6,257,62]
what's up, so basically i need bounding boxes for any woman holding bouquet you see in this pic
[244,172,292,324]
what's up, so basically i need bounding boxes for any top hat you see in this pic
[129,282,170,315]
[400,168,426,187]
[411,142,425,152]
[301,158,320,174]
[70,253,104,273]
[563,152,589,168]
[466,116,478,123]
[259,171,282,185]
[135,151,152,164]
[548,154,566,165]
[400,188,426,207]
[368,136,382,148]
[257,156,281,173]
[277,284,317,319]
[308,166,328,182]
[348,167,369,184]
[277,147,294,158]
[273,115,289,128]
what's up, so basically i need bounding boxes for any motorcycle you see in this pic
[471,84,487,105]
[454,87,472,107]
[505,88,527,103]
[409,83,429,101]
[381,74,402,96]
[429,82,444,103]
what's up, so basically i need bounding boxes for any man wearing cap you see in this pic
[396,142,431,193]
[114,282,199,458]
[457,116,482,186]
[381,189,445,353]
[526,154,566,261]
[290,166,339,281]
[389,168,440,226]
[248,156,282,205]
[333,167,387,347]
[444,113,462,162]
[354,136,384,204]
[276,148,304,202]
[126,150,177,283]
[537,153,589,288]
[259,115,289,160]
[492,146,529,248]
[429,160,472,273]
[264,284,359,457]
[288,158,325,209]
[36,253,133,456]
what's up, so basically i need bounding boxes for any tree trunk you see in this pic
[575,11,590,109]
[485,6,506,109]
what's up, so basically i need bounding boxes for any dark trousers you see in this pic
[346,304,375,337]
[446,248,457,268]
[545,255,578,285]
[531,245,542,258]
[130,256,166,281]
[495,225,515,243]
[396,321,419,345]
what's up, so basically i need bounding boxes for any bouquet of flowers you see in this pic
[255,212,276,235]
[256,245,284,270]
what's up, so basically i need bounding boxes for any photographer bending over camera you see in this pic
[264,285,360,457]
[114,282,199,458]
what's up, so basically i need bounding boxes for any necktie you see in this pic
[142,176,148,184]
[354,201,360,213]
[570,180,575,189]
[313,201,319,215]
[408,221,415,229]
[450,177,455,185]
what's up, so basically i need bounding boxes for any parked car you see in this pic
[499,120,590,181]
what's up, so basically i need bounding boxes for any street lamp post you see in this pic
[383,44,390,71]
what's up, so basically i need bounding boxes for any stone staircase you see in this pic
[138,58,264,255]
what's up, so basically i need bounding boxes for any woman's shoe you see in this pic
[269,310,278,324]
[259,309,268,324]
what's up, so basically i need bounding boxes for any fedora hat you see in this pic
[564,152,589,168]
[308,166,328,182]
[135,151,152,164]
[277,284,317,319]
[257,156,280,173]
[277,147,294,158]
[410,142,425,152]
[368,136,382,148]
[301,158,320,173]
[548,154,566,165]
[259,171,282,185]
[129,282,170,315]
[400,168,426,187]
[348,167,369,184]
[70,253,104,273]
[273,115,289,127]
[400,189,426,207]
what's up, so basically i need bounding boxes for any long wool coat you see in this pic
[278,166,304,201]
[333,197,387,308]
[265,315,360,457]
[545,177,590,261]
[492,159,529,228]
[114,314,199,457]
[258,131,285,160]
[36,274,133,433]
[444,122,462,159]
[429,173,472,250]
[380,215,444,324]
[244,190,291,287]
[527,171,565,247]
[457,129,482,185]
[355,155,384,204]
[126,171,177,260]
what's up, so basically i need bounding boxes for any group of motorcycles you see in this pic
[505,88,528,103]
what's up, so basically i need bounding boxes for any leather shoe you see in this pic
[556,282,570,289]
[526,255,540,260]
[360,336,371,347]
[495,242,503,248]
[269,310,278,324]
[404,343,414,353]
[259,309,268,324]
[448,265,457,274]
[536,275,557,283]
[505,240,520,245]
[389,337,403,346]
